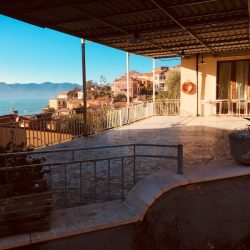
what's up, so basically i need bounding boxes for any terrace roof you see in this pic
[0,0,249,58]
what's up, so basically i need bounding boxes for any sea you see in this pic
[0,98,49,116]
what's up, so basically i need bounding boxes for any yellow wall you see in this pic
[180,52,250,117]
[49,99,58,110]
[0,127,27,148]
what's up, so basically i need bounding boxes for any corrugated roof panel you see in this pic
[0,0,249,57]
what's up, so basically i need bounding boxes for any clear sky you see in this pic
[0,15,180,85]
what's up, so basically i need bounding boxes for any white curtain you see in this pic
[218,62,231,99]
[236,61,249,100]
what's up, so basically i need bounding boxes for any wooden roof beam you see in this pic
[150,0,216,54]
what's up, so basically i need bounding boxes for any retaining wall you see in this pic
[2,170,250,250]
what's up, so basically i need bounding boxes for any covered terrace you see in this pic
[1,1,250,249]
[1,0,250,119]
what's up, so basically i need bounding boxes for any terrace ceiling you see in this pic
[0,0,249,58]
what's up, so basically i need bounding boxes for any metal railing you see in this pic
[203,99,250,116]
[0,102,156,149]
[155,99,180,115]
[0,143,183,209]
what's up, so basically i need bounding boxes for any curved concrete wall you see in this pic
[3,171,250,250]
[135,175,250,250]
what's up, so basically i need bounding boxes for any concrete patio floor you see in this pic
[44,116,250,208]
[50,115,249,171]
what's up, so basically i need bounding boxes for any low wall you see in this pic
[135,175,250,250]
[0,127,26,148]
[26,130,71,148]
[3,171,250,250]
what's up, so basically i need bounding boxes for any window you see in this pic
[217,60,250,100]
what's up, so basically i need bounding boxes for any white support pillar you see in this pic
[81,38,88,137]
[152,58,156,103]
[126,52,130,105]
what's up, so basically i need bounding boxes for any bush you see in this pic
[113,93,127,102]
[0,141,46,197]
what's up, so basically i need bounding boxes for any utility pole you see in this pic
[81,39,88,136]
[126,52,130,105]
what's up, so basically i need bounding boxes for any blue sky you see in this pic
[0,15,180,85]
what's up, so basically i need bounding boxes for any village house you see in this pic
[49,88,83,112]
[48,85,110,113]
[112,72,140,99]
[155,66,169,92]
[112,66,173,99]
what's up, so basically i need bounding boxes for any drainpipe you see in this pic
[196,53,199,117]
[126,52,130,105]
[81,39,88,137]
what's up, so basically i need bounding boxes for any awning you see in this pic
[0,0,249,58]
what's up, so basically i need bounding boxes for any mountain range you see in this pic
[0,82,82,99]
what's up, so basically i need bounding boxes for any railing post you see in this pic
[134,105,136,122]
[133,144,136,185]
[177,144,183,174]
[119,109,122,127]
[121,157,124,201]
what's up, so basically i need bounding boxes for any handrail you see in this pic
[0,143,180,157]
[0,143,184,208]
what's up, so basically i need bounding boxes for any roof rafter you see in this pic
[0,0,248,58]
[248,0,250,44]
[48,8,159,26]
[150,0,216,54]
[3,0,217,16]
[125,35,249,52]
[78,12,247,40]
[48,1,219,26]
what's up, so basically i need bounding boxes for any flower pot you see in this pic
[229,132,250,165]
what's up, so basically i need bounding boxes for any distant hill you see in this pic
[0,82,82,99]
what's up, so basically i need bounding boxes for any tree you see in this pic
[156,70,180,100]
[113,94,127,102]
[165,70,180,99]
[99,75,108,87]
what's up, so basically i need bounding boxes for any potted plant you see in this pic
[0,141,52,237]
[229,118,250,165]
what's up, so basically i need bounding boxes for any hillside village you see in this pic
[46,65,180,116]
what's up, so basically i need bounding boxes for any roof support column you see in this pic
[153,58,156,103]
[126,52,130,105]
[196,53,199,117]
[81,39,88,137]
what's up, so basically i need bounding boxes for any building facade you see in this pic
[180,52,250,117]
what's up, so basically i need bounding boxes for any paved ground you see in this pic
[49,115,248,168]
[42,116,249,208]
